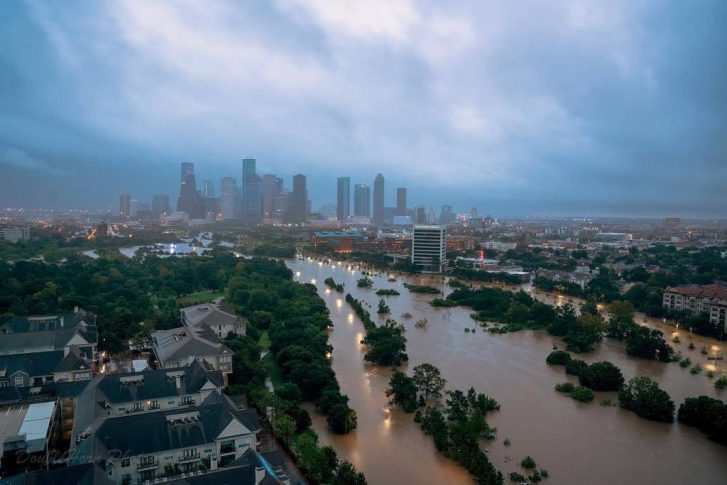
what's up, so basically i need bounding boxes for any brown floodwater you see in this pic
[288,258,727,485]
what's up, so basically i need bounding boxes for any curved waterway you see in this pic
[286,258,727,484]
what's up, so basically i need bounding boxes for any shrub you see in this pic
[715,376,727,390]
[520,456,537,470]
[570,386,595,402]
[679,357,691,368]
[565,359,587,376]
[578,361,624,391]
[546,350,572,366]
[555,382,575,393]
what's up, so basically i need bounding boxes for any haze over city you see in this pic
[1,0,726,217]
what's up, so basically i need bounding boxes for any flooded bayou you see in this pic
[288,258,727,484]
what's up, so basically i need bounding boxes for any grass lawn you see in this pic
[258,331,271,352]
[261,352,285,388]
[177,290,224,306]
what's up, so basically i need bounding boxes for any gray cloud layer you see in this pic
[0,0,725,217]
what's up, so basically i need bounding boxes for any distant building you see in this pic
[219,176,238,220]
[151,194,170,216]
[311,231,365,253]
[412,225,447,273]
[373,173,384,225]
[336,177,350,222]
[288,174,308,223]
[0,227,30,243]
[663,283,727,332]
[415,206,426,224]
[177,162,203,218]
[483,241,517,252]
[262,174,283,220]
[119,193,131,219]
[353,184,370,217]
[396,188,407,216]
[440,205,454,225]
[241,158,261,224]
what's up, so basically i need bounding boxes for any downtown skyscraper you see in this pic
[289,174,308,223]
[219,176,238,220]
[373,173,384,225]
[336,177,350,222]
[396,187,407,216]
[177,162,202,218]
[354,184,370,217]
[241,158,261,224]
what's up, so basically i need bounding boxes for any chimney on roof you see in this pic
[60,317,64,327]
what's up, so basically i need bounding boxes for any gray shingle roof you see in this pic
[152,328,232,364]
[181,303,242,329]
[92,393,259,456]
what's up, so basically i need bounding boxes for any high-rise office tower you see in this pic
[412,225,447,273]
[440,205,454,224]
[289,174,308,223]
[396,187,407,216]
[203,179,215,198]
[241,158,261,224]
[336,177,350,222]
[151,195,170,216]
[415,206,426,224]
[119,193,131,218]
[373,173,384,225]
[177,162,200,217]
[354,184,371,217]
[219,177,238,220]
[261,174,283,219]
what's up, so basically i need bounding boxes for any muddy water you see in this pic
[288,259,727,485]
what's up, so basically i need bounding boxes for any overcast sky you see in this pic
[1,0,725,217]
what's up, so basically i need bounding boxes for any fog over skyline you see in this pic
[1,0,726,217]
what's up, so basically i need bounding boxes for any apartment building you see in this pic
[663,283,727,331]
[70,392,261,484]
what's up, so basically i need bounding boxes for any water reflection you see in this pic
[289,258,727,485]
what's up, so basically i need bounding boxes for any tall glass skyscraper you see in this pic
[336,177,350,221]
[373,173,384,225]
[396,187,407,216]
[354,184,370,217]
[241,158,261,224]
[289,174,308,223]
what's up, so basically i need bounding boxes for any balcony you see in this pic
[178,453,200,463]
[136,460,157,471]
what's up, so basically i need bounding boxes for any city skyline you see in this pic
[1,2,726,217]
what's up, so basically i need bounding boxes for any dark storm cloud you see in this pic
[0,0,725,217]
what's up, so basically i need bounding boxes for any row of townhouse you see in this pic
[151,302,247,378]
[663,283,727,331]
[0,309,98,389]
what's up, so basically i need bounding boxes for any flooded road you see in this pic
[288,258,727,485]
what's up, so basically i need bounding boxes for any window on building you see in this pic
[183,448,199,459]
[181,396,194,405]
[139,456,155,466]
[15,376,24,387]
[134,402,144,411]
[121,457,130,468]
[149,400,159,410]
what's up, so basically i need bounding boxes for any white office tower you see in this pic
[412,225,447,273]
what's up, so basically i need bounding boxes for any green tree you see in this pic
[618,376,675,422]
[546,350,572,366]
[274,414,296,447]
[334,461,367,485]
[579,361,624,391]
[412,363,447,400]
[386,371,419,412]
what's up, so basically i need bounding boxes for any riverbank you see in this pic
[288,256,727,484]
